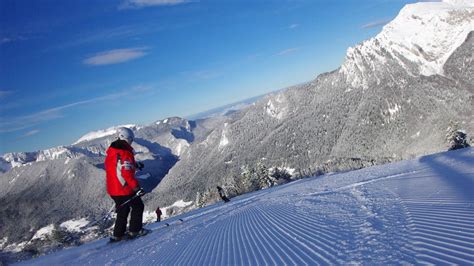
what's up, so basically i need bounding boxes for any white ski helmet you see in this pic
[117,127,134,144]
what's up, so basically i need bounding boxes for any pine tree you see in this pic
[255,160,272,188]
[270,167,292,183]
[195,191,206,208]
[241,165,258,192]
[446,122,470,150]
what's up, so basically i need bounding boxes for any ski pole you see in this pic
[88,190,147,227]
[115,191,145,212]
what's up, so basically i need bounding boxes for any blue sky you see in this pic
[0,0,419,154]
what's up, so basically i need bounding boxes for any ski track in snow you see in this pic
[17,148,474,265]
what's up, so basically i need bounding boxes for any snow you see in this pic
[0,237,8,248]
[386,103,402,122]
[60,218,89,233]
[159,199,194,220]
[2,146,92,165]
[171,200,193,208]
[143,211,158,224]
[381,1,473,75]
[340,0,474,87]
[31,224,55,241]
[283,166,296,177]
[18,148,474,265]
[0,158,11,172]
[443,0,473,8]
[218,123,229,148]
[36,146,69,161]
[1,153,34,169]
[270,166,296,177]
[265,94,287,119]
[174,139,189,156]
[388,103,401,116]
[265,100,280,118]
[411,131,421,139]
[73,124,136,144]
[3,241,28,253]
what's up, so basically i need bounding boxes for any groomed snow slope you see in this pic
[19,148,474,265]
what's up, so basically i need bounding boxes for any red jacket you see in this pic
[105,140,139,196]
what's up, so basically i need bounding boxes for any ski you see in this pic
[107,218,184,244]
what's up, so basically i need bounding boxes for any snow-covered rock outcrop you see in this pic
[264,94,288,119]
[340,0,474,88]
[0,145,106,171]
[73,124,137,145]
[218,123,230,149]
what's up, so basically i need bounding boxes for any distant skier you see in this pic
[216,186,230,203]
[155,207,162,222]
[105,127,149,242]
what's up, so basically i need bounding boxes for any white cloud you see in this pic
[288,24,299,29]
[0,90,13,99]
[361,19,391,29]
[276,47,301,56]
[0,35,28,45]
[0,86,150,133]
[120,0,191,9]
[0,37,14,44]
[49,24,167,52]
[193,70,222,80]
[83,47,148,66]
[0,108,64,133]
[19,129,40,139]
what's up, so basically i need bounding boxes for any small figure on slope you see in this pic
[155,207,162,222]
[105,127,150,242]
[216,186,230,203]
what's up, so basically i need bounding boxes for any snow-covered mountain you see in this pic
[11,147,474,265]
[0,118,196,172]
[0,117,204,253]
[0,146,98,173]
[73,124,139,145]
[0,0,473,260]
[187,93,267,120]
[0,125,138,173]
[341,0,474,89]
[151,0,473,205]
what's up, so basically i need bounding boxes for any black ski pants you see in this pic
[111,195,144,237]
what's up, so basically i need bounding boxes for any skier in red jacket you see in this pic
[105,127,148,242]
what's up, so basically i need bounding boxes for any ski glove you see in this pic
[135,188,146,197]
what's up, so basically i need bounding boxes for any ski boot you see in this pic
[128,228,152,239]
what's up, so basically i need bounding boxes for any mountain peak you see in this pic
[73,124,138,145]
[442,0,474,7]
[340,0,474,89]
